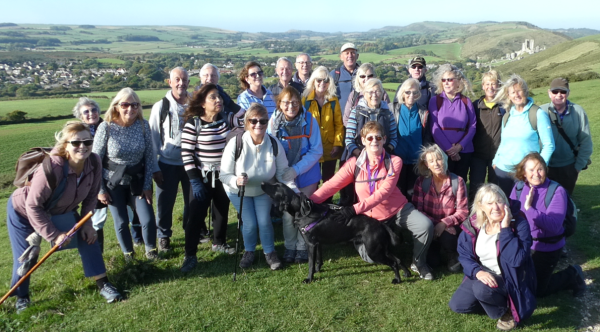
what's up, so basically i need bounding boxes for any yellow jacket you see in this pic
[302,90,344,162]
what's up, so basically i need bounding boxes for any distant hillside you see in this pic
[551,28,600,39]
[496,34,600,88]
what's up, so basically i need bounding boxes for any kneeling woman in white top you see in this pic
[220,103,298,271]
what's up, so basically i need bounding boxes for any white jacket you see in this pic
[149,91,189,171]
[220,132,298,197]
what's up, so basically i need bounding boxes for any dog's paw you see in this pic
[302,278,313,284]
[391,278,400,284]
[402,271,411,278]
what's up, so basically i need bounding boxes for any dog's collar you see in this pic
[300,210,328,235]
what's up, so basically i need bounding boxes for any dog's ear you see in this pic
[279,201,289,213]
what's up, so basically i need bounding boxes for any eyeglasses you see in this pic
[316,78,330,84]
[411,65,424,70]
[248,118,268,125]
[82,108,98,116]
[365,90,381,96]
[365,135,383,142]
[68,139,94,147]
[551,90,568,95]
[248,71,264,78]
[119,102,140,109]
[359,74,374,79]
[280,100,300,108]
[296,61,311,65]
[441,78,455,83]
[404,91,418,95]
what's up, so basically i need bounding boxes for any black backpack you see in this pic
[228,131,279,163]
[515,180,577,243]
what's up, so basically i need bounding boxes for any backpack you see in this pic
[159,97,171,144]
[547,109,591,170]
[13,148,72,210]
[229,131,279,163]
[502,104,539,131]
[420,173,460,208]
[515,180,577,243]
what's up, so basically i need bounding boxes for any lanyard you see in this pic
[366,153,384,195]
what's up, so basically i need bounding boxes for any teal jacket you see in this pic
[540,101,593,171]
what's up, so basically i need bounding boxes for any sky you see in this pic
[1,0,598,32]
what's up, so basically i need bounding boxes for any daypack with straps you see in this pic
[502,104,539,131]
[515,180,577,243]
[274,111,313,151]
[420,173,460,208]
[228,131,279,163]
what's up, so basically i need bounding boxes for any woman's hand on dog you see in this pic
[331,206,357,225]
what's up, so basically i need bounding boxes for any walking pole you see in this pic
[233,173,247,281]
[0,212,93,305]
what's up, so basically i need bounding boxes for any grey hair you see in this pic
[296,53,312,63]
[353,63,376,92]
[432,63,472,96]
[72,97,100,119]
[472,183,509,229]
[362,78,384,95]
[492,74,529,110]
[416,144,448,177]
[169,66,188,79]
[276,57,293,68]
[200,63,220,79]
[398,78,421,105]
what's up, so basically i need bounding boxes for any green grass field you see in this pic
[0,80,598,330]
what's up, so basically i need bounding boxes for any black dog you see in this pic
[261,182,410,284]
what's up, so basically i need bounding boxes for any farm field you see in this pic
[0,80,598,330]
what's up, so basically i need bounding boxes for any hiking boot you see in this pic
[145,249,159,260]
[571,265,587,298]
[265,251,282,270]
[99,282,123,303]
[181,256,198,273]
[283,249,296,263]
[239,251,255,268]
[15,297,30,314]
[416,264,434,281]
[212,244,235,255]
[124,252,135,263]
[199,235,211,244]
[447,258,462,273]
[496,311,515,331]
[158,237,171,252]
[295,250,308,264]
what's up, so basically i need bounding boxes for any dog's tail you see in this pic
[383,223,402,247]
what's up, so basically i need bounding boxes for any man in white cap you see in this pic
[540,77,593,195]
[330,42,360,111]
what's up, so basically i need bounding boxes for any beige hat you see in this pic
[340,43,357,53]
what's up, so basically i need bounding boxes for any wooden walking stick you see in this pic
[0,211,93,305]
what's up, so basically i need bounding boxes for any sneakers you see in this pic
[199,235,211,244]
[124,252,135,263]
[447,258,462,273]
[496,311,515,331]
[99,282,122,303]
[571,265,587,298]
[283,249,296,263]
[239,251,255,268]
[145,249,159,260]
[265,251,282,270]
[15,297,30,314]
[212,244,235,255]
[158,237,171,252]
[412,263,434,281]
[295,250,308,264]
[181,256,198,273]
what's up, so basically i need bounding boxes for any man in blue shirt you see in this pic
[330,43,359,111]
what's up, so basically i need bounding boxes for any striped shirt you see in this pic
[181,114,230,179]
[237,86,277,118]
[345,99,398,155]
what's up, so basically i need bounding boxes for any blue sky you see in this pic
[1,0,598,32]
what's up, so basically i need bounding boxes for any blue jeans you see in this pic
[7,196,106,298]
[106,185,157,254]
[227,192,275,254]
[155,161,190,238]
[494,167,516,199]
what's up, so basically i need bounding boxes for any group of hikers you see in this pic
[6,42,593,330]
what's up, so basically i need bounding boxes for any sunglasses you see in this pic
[404,91,418,95]
[411,65,424,70]
[119,102,140,109]
[248,118,268,125]
[316,78,330,84]
[82,108,98,116]
[551,90,568,95]
[365,135,383,142]
[248,71,264,78]
[359,74,375,79]
[441,78,455,83]
[68,139,94,147]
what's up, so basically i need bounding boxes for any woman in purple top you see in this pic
[511,152,586,298]
[428,64,476,182]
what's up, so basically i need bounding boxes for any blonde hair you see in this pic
[492,74,529,110]
[303,66,337,101]
[104,87,143,123]
[398,78,421,105]
[53,121,92,158]
[415,144,448,177]
[353,63,376,92]
[481,70,501,85]
[471,183,509,229]
[432,63,472,96]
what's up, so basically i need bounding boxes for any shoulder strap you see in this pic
[548,111,578,155]
[422,176,432,194]
[450,173,459,197]
[528,104,538,131]
[194,116,201,136]
[460,95,469,108]
[333,67,341,86]
[160,97,171,144]
[515,181,525,200]
[234,131,244,162]
[268,134,279,157]
[502,111,509,128]
[545,180,560,208]
[304,99,311,112]
[44,159,69,211]
[351,90,360,107]
[436,95,443,111]
[354,153,391,181]
[331,99,337,113]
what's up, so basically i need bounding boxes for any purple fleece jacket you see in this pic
[429,92,476,153]
[510,178,567,252]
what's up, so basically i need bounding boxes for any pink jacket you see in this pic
[310,151,407,221]
[11,153,101,242]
